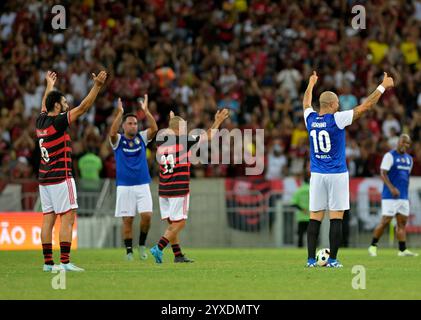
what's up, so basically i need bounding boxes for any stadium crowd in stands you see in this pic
[1,0,421,184]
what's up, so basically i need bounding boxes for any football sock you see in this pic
[139,231,148,246]
[42,243,54,265]
[157,237,169,251]
[171,244,183,257]
[371,238,379,246]
[329,219,342,260]
[60,242,71,264]
[399,241,406,252]
[307,219,321,259]
[124,238,133,254]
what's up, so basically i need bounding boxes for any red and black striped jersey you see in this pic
[157,134,201,197]
[36,111,72,185]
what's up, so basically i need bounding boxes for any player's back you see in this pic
[156,134,200,197]
[304,108,353,174]
[36,112,72,184]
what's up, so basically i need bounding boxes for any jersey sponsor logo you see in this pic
[36,126,57,137]
[123,146,142,153]
[396,165,411,171]
[37,129,48,136]
[315,154,331,159]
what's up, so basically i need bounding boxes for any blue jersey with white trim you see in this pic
[112,131,151,186]
[305,108,353,174]
[381,150,412,200]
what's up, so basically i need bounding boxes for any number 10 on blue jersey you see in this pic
[310,130,331,153]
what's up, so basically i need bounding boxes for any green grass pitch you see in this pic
[1,248,420,300]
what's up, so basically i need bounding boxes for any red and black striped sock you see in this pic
[157,237,169,251]
[60,242,71,264]
[42,243,54,265]
[171,244,183,257]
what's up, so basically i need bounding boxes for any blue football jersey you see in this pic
[111,130,151,186]
[381,150,412,200]
[304,108,353,174]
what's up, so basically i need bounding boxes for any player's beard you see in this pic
[60,103,67,113]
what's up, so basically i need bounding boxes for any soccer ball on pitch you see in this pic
[316,248,330,266]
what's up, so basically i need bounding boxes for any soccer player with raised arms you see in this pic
[368,134,418,257]
[303,71,394,267]
[109,95,158,261]
[37,70,107,272]
[150,108,230,263]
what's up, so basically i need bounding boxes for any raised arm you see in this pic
[69,71,107,122]
[205,109,230,141]
[41,71,57,113]
[353,72,394,121]
[109,97,124,146]
[303,71,318,110]
[139,94,158,140]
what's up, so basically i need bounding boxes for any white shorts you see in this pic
[309,172,350,211]
[382,199,410,217]
[115,184,153,217]
[159,194,190,222]
[39,178,78,214]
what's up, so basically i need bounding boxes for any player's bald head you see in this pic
[397,133,411,153]
[319,91,339,110]
[400,134,411,143]
[169,116,186,132]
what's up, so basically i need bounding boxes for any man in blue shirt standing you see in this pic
[109,95,158,260]
[303,71,394,267]
[369,134,418,257]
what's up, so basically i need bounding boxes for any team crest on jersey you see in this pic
[129,141,134,147]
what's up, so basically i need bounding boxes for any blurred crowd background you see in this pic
[1,0,421,184]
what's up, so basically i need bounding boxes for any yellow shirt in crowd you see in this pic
[400,41,419,65]
[367,41,389,64]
